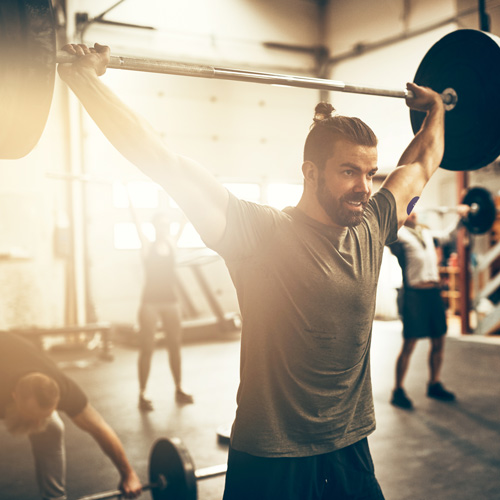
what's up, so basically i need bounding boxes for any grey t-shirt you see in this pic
[211,188,398,457]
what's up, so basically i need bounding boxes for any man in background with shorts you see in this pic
[389,211,457,410]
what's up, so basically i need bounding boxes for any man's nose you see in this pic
[354,176,371,194]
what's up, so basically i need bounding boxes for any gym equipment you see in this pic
[1,322,114,362]
[1,1,500,170]
[410,29,500,171]
[422,186,497,235]
[461,186,497,235]
[77,437,227,500]
[216,423,232,445]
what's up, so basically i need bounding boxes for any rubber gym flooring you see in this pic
[1,319,500,500]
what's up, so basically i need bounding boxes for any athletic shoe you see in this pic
[390,388,413,409]
[138,396,154,411]
[175,390,194,405]
[427,382,455,401]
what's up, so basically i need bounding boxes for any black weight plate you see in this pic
[462,186,496,234]
[149,438,197,500]
[0,0,56,159]
[410,29,500,171]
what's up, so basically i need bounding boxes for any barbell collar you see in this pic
[55,51,459,104]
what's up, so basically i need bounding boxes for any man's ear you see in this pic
[302,161,319,185]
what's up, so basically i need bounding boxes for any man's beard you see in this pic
[3,401,51,436]
[316,174,368,227]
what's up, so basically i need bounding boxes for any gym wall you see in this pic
[0,0,498,330]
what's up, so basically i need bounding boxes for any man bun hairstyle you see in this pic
[304,102,378,170]
[313,102,335,122]
[16,373,60,409]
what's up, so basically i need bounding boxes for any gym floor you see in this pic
[1,320,500,500]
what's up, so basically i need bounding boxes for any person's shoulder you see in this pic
[228,192,290,221]
[371,187,396,208]
[363,188,396,223]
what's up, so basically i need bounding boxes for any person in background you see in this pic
[388,208,468,410]
[0,332,142,500]
[129,205,193,411]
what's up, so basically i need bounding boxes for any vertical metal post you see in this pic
[479,0,491,32]
[457,172,471,334]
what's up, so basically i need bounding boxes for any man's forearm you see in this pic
[72,404,134,478]
[91,421,136,478]
[62,69,169,176]
[397,103,445,176]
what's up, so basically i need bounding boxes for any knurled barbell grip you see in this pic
[55,52,455,106]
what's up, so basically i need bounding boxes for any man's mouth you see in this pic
[344,199,366,210]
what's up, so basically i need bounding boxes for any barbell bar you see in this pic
[78,475,168,500]
[77,437,227,500]
[54,50,456,106]
[419,186,497,235]
[1,0,500,171]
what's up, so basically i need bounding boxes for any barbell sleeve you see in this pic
[55,51,457,105]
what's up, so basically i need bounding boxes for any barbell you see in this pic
[77,437,227,500]
[461,187,498,235]
[421,186,497,235]
[1,0,500,170]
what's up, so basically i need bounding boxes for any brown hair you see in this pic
[15,373,60,409]
[303,102,378,170]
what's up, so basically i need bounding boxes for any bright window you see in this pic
[177,223,205,248]
[267,183,302,209]
[112,182,160,208]
[223,183,261,203]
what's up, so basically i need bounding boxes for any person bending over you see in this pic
[0,332,142,500]
[57,42,445,500]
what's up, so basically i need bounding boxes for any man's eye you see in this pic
[344,170,353,176]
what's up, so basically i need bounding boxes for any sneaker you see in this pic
[175,390,194,405]
[138,396,154,412]
[427,382,455,401]
[391,388,413,410]
[390,388,413,409]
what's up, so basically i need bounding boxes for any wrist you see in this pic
[428,96,445,113]
[57,64,100,83]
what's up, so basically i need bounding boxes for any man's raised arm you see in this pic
[381,82,446,227]
[57,43,228,248]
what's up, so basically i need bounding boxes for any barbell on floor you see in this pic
[77,437,227,500]
[1,0,500,170]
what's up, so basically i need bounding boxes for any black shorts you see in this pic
[398,287,447,339]
[222,438,385,500]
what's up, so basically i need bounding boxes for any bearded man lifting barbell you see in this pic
[0,333,143,500]
[56,41,445,500]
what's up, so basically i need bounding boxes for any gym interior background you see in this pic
[1,0,500,499]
